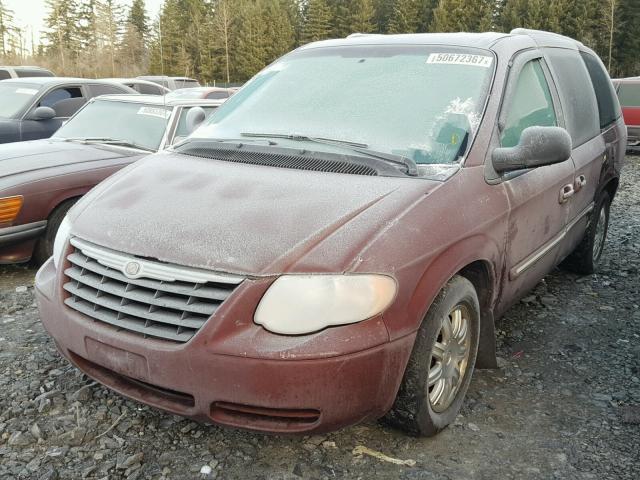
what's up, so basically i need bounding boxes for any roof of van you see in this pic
[303,29,584,51]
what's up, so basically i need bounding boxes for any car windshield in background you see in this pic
[0,83,40,118]
[53,100,171,151]
[193,45,495,165]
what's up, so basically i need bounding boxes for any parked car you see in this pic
[0,66,55,80]
[0,95,224,264]
[613,77,640,151]
[103,78,171,96]
[166,86,235,100]
[0,77,136,144]
[136,75,200,90]
[36,29,624,437]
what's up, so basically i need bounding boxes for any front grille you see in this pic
[63,238,244,343]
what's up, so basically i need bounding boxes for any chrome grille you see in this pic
[63,237,244,343]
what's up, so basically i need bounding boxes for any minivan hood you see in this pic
[71,152,440,276]
[0,139,142,179]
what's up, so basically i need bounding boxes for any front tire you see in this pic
[562,191,611,275]
[384,275,480,436]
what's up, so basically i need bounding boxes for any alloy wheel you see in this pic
[592,206,607,263]
[428,304,472,413]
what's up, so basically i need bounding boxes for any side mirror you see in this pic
[492,126,572,173]
[184,107,206,135]
[28,106,56,121]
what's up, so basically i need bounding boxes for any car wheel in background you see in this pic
[32,198,77,265]
[384,275,480,437]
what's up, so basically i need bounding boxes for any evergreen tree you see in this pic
[120,0,149,75]
[331,0,375,37]
[500,0,552,32]
[301,0,332,43]
[387,0,420,33]
[44,0,82,73]
[232,0,295,82]
[128,0,149,37]
[96,0,124,76]
[211,0,235,83]
[614,0,640,76]
[0,0,15,57]
[373,0,393,32]
[430,0,493,32]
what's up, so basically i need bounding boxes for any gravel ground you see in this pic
[1,156,639,480]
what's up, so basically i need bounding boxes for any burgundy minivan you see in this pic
[36,29,625,436]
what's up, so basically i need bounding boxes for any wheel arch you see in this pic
[44,190,87,221]
[601,176,619,201]
[403,235,503,369]
[457,260,498,369]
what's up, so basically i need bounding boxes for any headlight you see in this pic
[52,216,72,268]
[254,274,397,335]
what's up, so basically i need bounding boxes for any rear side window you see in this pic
[40,87,83,107]
[206,91,229,100]
[544,48,600,147]
[175,79,200,89]
[618,83,640,107]
[89,84,127,97]
[16,69,53,78]
[580,52,620,128]
[501,60,557,148]
[137,83,164,95]
[0,69,11,80]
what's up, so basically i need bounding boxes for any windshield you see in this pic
[53,99,171,151]
[193,45,495,166]
[0,82,41,118]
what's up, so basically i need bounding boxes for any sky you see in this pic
[5,0,165,50]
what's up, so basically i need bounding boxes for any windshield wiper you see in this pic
[64,137,154,152]
[241,132,418,176]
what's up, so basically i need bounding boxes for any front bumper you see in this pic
[35,258,414,434]
[0,220,47,263]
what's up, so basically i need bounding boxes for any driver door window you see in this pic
[500,60,557,148]
[39,87,84,118]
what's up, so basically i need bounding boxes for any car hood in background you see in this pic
[70,152,442,276]
[0,139,144,179]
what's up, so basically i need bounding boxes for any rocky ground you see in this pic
[1,156,639,480]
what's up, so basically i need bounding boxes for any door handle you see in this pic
[574,175,587,191]
[559,184,574,203]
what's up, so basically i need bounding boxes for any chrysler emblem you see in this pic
[124,261,141,277]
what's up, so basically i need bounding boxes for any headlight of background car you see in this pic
[52,216,72,268]
[254,274,397,335]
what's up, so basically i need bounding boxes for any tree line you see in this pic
[0,0,638,84]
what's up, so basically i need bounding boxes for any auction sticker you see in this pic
[137,106,171,119]
[427,53,493,68]
[15,88,38,95]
